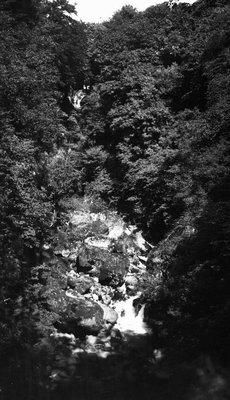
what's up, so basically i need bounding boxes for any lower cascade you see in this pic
[114,295,149,335]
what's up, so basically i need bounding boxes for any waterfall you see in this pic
[114,295,149,335]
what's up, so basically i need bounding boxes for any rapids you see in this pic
[114,295,150,335]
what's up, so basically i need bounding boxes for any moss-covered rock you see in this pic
[45,286,104,337]
[58,298,104,336]
[67,272,95,294]
[76,246,129,286]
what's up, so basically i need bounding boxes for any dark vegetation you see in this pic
[0,0,230,398]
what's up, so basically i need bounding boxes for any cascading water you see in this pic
[114,295,149,335]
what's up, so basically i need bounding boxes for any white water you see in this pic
[114,295,149,335]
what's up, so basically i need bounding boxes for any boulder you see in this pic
[99,253,129,287]
[76,248,95,273]
[59,298,104,336]
[101,304,118,324]
[67,271,94,294]
[76,246,129,286]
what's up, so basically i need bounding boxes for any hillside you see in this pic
[0,0,230,399]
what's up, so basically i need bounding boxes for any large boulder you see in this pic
[58,298,104,336]
[98,253,129,287]
[44,282,104,337]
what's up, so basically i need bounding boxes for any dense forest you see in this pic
[0,0,230,399]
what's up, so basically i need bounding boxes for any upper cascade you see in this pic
[68,89,85,110]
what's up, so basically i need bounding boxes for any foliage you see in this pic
[79,0,230,364]
[1,0,230,396]
[0,1,87,396]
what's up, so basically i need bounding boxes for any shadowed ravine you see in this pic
[32,203,209,400]
[1,198,229,400]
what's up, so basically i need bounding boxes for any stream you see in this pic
[114,295,150,335]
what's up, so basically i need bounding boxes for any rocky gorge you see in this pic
[28,196,229,400]
[34,197,158,395]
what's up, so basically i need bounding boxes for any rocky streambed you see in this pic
[38,198,157,393]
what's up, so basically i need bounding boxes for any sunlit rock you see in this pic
[100,304,118,324]
[125,274,139,291]
[108,222,125,240]
[135,231,147,251]
[84,236,111,249]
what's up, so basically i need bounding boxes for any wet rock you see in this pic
[125,274,138,291]
[100,304,118,324]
